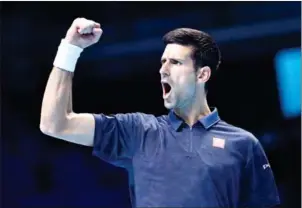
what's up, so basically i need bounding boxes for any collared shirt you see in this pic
[92,108,280,208]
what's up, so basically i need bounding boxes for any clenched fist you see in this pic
[64,18,103,49]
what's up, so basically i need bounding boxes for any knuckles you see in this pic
[72,17,98,30]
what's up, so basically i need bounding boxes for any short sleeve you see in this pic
[240,140,280,207]
[92,113,156,168]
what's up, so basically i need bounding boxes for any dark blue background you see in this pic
[2,2,301,207]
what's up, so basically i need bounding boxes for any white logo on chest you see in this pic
[212,137,225,149]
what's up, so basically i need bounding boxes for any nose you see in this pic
[159,64,170,77]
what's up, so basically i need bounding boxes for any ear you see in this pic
[197,66,211,84]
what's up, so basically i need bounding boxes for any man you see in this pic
[40,18,280,207]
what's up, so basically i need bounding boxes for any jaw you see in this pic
[163,91,177,110]
[164,99,174,109]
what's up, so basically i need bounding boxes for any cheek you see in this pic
[172,68,196,91]
[184,83,196,96]
[180,72,196,86]
[176,77,196,95]
[176,72,192,85]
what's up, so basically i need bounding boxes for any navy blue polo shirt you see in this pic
[92,108,280,208]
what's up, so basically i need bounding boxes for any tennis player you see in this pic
[40,18,280,208]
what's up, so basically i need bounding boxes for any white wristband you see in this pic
[53,39,83,72]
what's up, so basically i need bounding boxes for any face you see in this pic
[160,44,199,110]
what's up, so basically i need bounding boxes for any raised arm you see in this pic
[40,18,103,146]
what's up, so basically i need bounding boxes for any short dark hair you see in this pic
[162,28,221,92]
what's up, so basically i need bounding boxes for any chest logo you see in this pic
[212,137,225,149]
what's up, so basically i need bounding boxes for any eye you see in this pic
[171,59,181,65]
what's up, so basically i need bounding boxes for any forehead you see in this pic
[161,44,193,60]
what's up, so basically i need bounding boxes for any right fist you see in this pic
[64,18,103,49]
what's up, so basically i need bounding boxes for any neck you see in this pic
[174,95,211,127]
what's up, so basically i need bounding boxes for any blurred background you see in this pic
[1,1,301,208]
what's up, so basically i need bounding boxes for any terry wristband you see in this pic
[53,39,83,72]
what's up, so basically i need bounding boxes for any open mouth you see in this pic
[162,82,172,97]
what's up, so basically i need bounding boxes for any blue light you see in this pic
[274,48,301,119]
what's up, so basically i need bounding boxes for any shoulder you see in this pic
[215,120,258,144]
[214,120,260,159]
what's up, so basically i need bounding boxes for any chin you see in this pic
[164,100,175,110]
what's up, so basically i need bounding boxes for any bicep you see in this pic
[53,113,95,146]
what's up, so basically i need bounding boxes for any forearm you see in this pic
[67,72,74,114]
[40,67,73,133]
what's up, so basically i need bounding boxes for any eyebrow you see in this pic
[161,58,186,63]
